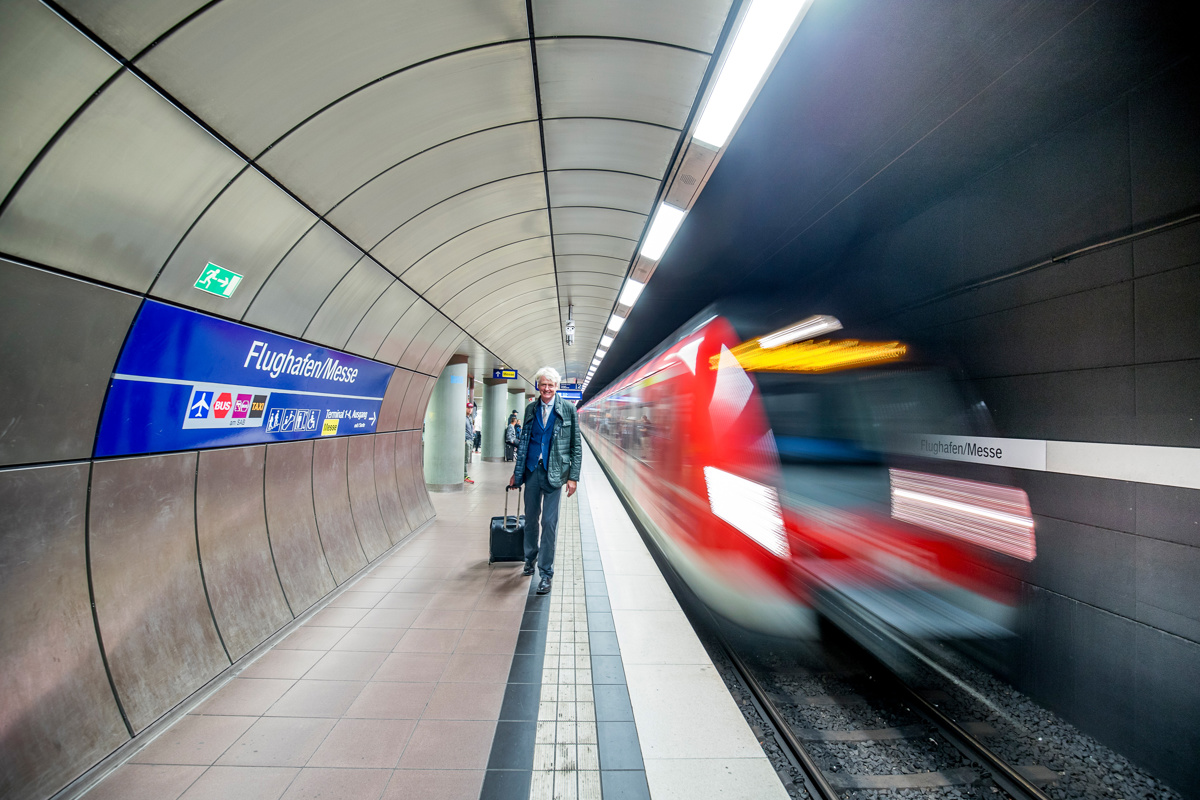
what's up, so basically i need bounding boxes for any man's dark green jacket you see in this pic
[511,393,582,489]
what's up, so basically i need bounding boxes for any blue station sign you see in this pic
[95,301,394,457]
[492,368,518,380]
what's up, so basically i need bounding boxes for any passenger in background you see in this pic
[464,404,475,484]
[504,413,519,461]
[509,368,583,595]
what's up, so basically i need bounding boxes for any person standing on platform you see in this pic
[464,404,475,484]
[509,367,582,595]
[504,413,519,461]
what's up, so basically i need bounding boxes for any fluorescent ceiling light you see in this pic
[640,204,687,261]
[758,314,842,348]
[600,335,614,348]
[597,347,608,357]
[618,279,646,307]
[693,0,810,148]
[607,314,626,332]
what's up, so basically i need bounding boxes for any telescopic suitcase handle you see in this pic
[504,484,521,520]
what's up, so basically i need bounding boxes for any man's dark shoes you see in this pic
[522,562,535,576]
[536,576,552,595]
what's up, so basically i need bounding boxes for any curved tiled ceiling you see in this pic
[2,0,740,386]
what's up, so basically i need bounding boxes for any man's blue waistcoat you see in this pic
[525,403,557,475]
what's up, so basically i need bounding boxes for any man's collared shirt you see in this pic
[540,399,553,426]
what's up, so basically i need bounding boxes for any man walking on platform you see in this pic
[509,367,582,595]
[464,404,475,484]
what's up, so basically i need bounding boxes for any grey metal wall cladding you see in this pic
[0,464,127,800]
[310,436,367,583]
[57,0,210,57]
[89,453,230,733]
[195,446,293,660]
[403,317,452,375]
[372,432,411,543]
[241,221,360,338]
[377,368,412,432]
[0,72,243,292]
[304,258,392,349]
[347,280,419,359]
[151,168,316,319]
[0,260,140,467]
[397,373,430,432]
[0,0,119,201]
[394,431,427,530]
[405,430,437,523]
[263,440,336,612]
[346,435,392,554]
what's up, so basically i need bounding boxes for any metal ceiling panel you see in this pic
[376,298,437,367]
[554,233,637,262]
[557,253,629,279]
[397,213,551,294]
[395,305,448,373]
[304,257,393,349]
[137,0,528,157]
[443,269,557,322]
[537,39,710,130]
[375,173,548,282]
[0,0,118,201]
[544,118,680,179]
[346,280,419,359]
[0,72,242,292]
[417,323,468,376]
[548,169,660,215]
[329,122,543,247]
[242,221,360,338]
[153,167,316,317]
[551,206,647,240]
[424,245,554,307]
[532,0,732,53]
[58,0,208,56]
[257,42,536,213]
[464,287,560,337]
[408,317,455,375]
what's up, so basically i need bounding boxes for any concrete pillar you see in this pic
[508,386,526,420]
[481,378,508,462]
[424,356,469,492]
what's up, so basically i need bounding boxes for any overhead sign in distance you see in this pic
[194,262,243,298]
[557,390,583,403]
[493,368,518,380]
[95,301,393,457]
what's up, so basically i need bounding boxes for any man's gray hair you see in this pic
[533,366,562,387]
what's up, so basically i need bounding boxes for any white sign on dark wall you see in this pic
[897,434,1048,471]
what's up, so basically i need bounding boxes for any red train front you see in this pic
[581,313,1035,646]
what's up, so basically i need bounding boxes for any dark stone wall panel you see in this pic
[1134,263,1200,364]
[1020,470,1135,535]
[1135,360,1200,448]
[373,432,411,544]
[974,366,1134,443]
[311,436,367,583]
[196,446,292,660]
[1134,537,1200,644]
[0,259,140,467]
[90,453,229,732]
[1129,59,1200,226]
[346,434,391,555]
[1132,219,1200,278]
[1132,625,1200,792]
[0,464,128,800]
[264,441,336,611]
[1135,483,1200,548]
[1028,516,1135,619]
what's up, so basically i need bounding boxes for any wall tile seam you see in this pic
[1024,582,1200,648]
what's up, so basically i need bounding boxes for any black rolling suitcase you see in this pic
[489,486,525,564]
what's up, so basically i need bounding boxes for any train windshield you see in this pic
[756,368,976,515]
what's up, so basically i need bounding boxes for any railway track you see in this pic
[712,620,1057,800]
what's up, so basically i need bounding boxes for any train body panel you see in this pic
[582,314,1034,645]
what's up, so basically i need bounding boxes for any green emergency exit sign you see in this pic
[194,263,243,298]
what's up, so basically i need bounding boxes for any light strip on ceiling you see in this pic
[693,0,812,148]
[607,314,626,332]
[639,204,687,261]
[618,279,646,307]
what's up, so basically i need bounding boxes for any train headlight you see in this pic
[703,467,789,558]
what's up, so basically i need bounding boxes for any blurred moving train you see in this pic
[580,311,1036,652]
